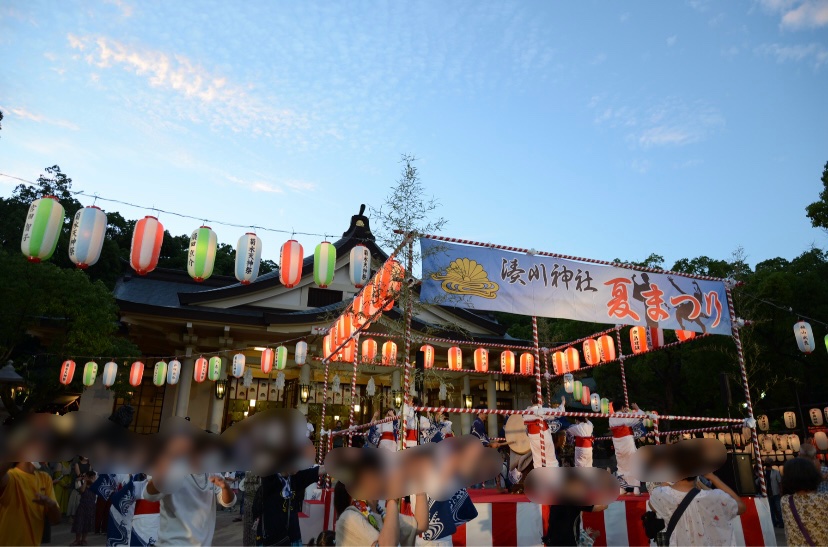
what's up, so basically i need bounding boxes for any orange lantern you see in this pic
[676,330,696,342]
[59,359,76,385]
[129,361,145,386]
[352,294,365,327]
[420,345,434,369]
[448,347,463,371]
[337,314,354,343]
[193,357,208,383]
[564,347,580,371]
[597,335,616,363]
[581,385,591,406]
[261,348,275,374]
[582,339,600,366]
[362,339,378,362]
[279,239,304,288]
[341,339,356,363]
[382,341,398,365]
[474,348,489,372]
[630,326,649,354]
[551,351,566,374]
[500,351,515,374]
[519,352,534,375]
[361,282,381,320]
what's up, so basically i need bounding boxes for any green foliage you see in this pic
[805,162,828,230]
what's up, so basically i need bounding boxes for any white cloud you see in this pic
[667,35,678,47]
[756,42,828,67]
[103,0,133,17]
[757,0,828,29]
[226,175,284,194]
[2,106,79,130]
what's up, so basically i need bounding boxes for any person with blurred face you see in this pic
[435,411,453,439]
[780,457,828,546]
[609,402,645,490]
[470,406,505,449]
[0,462,61,546]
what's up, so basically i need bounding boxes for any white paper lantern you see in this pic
[563,373,574,393]
[232,353,246,378]
[68,206,107,268]
[102,361,118,387]
[235,232,262,285]
[757,415,769,431]
[590,393,601,412]
[295,341,308,365]
[793,321,815,354]
[349,244,372,288]
[439,382,447,401]
[167,359,181,385]
[783,411,797,429]
[815,431,828,451]
[809,408,824,426]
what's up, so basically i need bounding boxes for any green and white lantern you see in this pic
[153,361,167,386]
[21,196,65,263]
[208,356,223,381]
[275,346,288,370]
[187,225,217,282]
[314,241,336,288]
[82,361,98,387]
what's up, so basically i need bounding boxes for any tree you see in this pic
[805,161,828,231]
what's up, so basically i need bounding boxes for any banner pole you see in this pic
[400,237,415,451]
[532,316,547,467]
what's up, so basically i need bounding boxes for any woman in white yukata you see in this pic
[371,409,399,452]
[608,402,645,490]
[568,417,595,467]
[524,396,566,469]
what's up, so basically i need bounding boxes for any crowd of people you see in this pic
[2,398,828,547]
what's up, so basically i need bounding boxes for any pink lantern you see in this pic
[261,348,274,374]
[500,351,515,374]
[129,361,145,386]
[581,385,591,406]
[279,239,304,288]
[583,339,600,366]
[564,347,580,371]
[552,351,566,374]
[519,352,534,375]
[597,335,616,362]
[130,216,164,275]
[448,347,463,371]
[474,348,489,372]
[420,345,434,369]
[59,360,76,385]
[362,339,378,362]
[193,357,208,383]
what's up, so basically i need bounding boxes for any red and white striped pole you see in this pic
[531,316,547,467]
[615,326,629,408]
[541,348,551,407]
[347,333,361,447]
[399,238,415,451]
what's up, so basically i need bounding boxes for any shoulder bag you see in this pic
[787,495,816,547]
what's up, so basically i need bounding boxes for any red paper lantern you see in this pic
[59,359,76,385]
[382,341,398,365]
[564,347,580,371]
[630,326,649,354]
[676,330,696,342]
[279,239,304,288]
[362,339,378,362]
[261,348,274,374]
[193,357,208,383]
[341,339,356,363]
[582,339,600,366]
[361,282,380,320]
[130,216,164,275]
[129,361,145,386]
[581,385,591,406]
[648,327,664,349]
[520,352,535,375]
[377,259,403,311]
[552,351,566,374]
[448,347,463,371]
[337,314,354,343]
[352,294,365,327]
[420,345,434,369]
[322,335,333,361]
[500,351,515,374]
[474,348,489,372]
[597,335,616,363]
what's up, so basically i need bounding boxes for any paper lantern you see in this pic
[794,321,815,354]
[313,241,336,288]
[275,346,288,370]
[815,431,828,451]
[187,226,218,282]
[349,244,371,288]
[129,361,144,387]
[68,206,107,268]
[783,411,796,429]
[448,347,463,371]
[261,348,274,374]
[474,348,489,372]
[377,259,403,310]
[362,339,378,362]
[279,239,304,288]
[21,196,65,263]
[630,326,648,354]
[500,351,515,374]
[573,380,583,400]
[648,328,664,349]
[676,330,696,342]
[590,393,601,412]
[295,341,308,365]
[580,386,590,406]
[194,356,208,383]
[82,361,98,387]
[790,435,801,452]
[564,347,580,371]
[351,294,366,327]
[810,408,824,426]
[102,361,118,387]
[231,354,246,378]
[608,402,615,414]
[519,352,534,375]
[552,351,566,374]
[601,397,610,414]
[382,341,398,365]
[167,359,181,385]
[59,360,76,385]
[206,356,221,381]
[152,361,167,386]
[563,373,574,393]
[825,407,828,423]
[597,335,616,363]
[340,339,356,363]
[757,415,769,431]
[337,314,354,343]
[235,232,262,285]
[420,345,434,369]
[130,216,164,275]
[582,339,600,366]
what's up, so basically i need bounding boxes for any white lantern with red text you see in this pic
[583,339,600,366]
[382,341,398,365]
[129,361,144,386]
[279,240,304,288]
[520,353,534,374]
[757,415,769,431]
[420,345,434,369]
[59,360,76,385]
[590,393,601,412]
[794,321,815,353]
[349,244,372,288]
[474,348,489,372]
[362,339,378,362]
[448,347,463,371]
[500,351,515,374]
[564,347,580,371]
[597,335,616,363]
[235,232,262,285]
[130,216,164,275]
[69,206,107,268]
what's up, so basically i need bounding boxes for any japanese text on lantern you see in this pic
[500,258,596,292]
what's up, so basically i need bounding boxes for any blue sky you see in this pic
[1,0,826,269]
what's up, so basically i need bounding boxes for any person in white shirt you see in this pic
[372,409,399,452]
[524,397,565,469]
[609,402,645,489]
[568,417,595,467]
[649,473,746,546]
[141,434,237,546]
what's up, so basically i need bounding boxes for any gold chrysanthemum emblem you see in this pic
[430,258,499,299]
